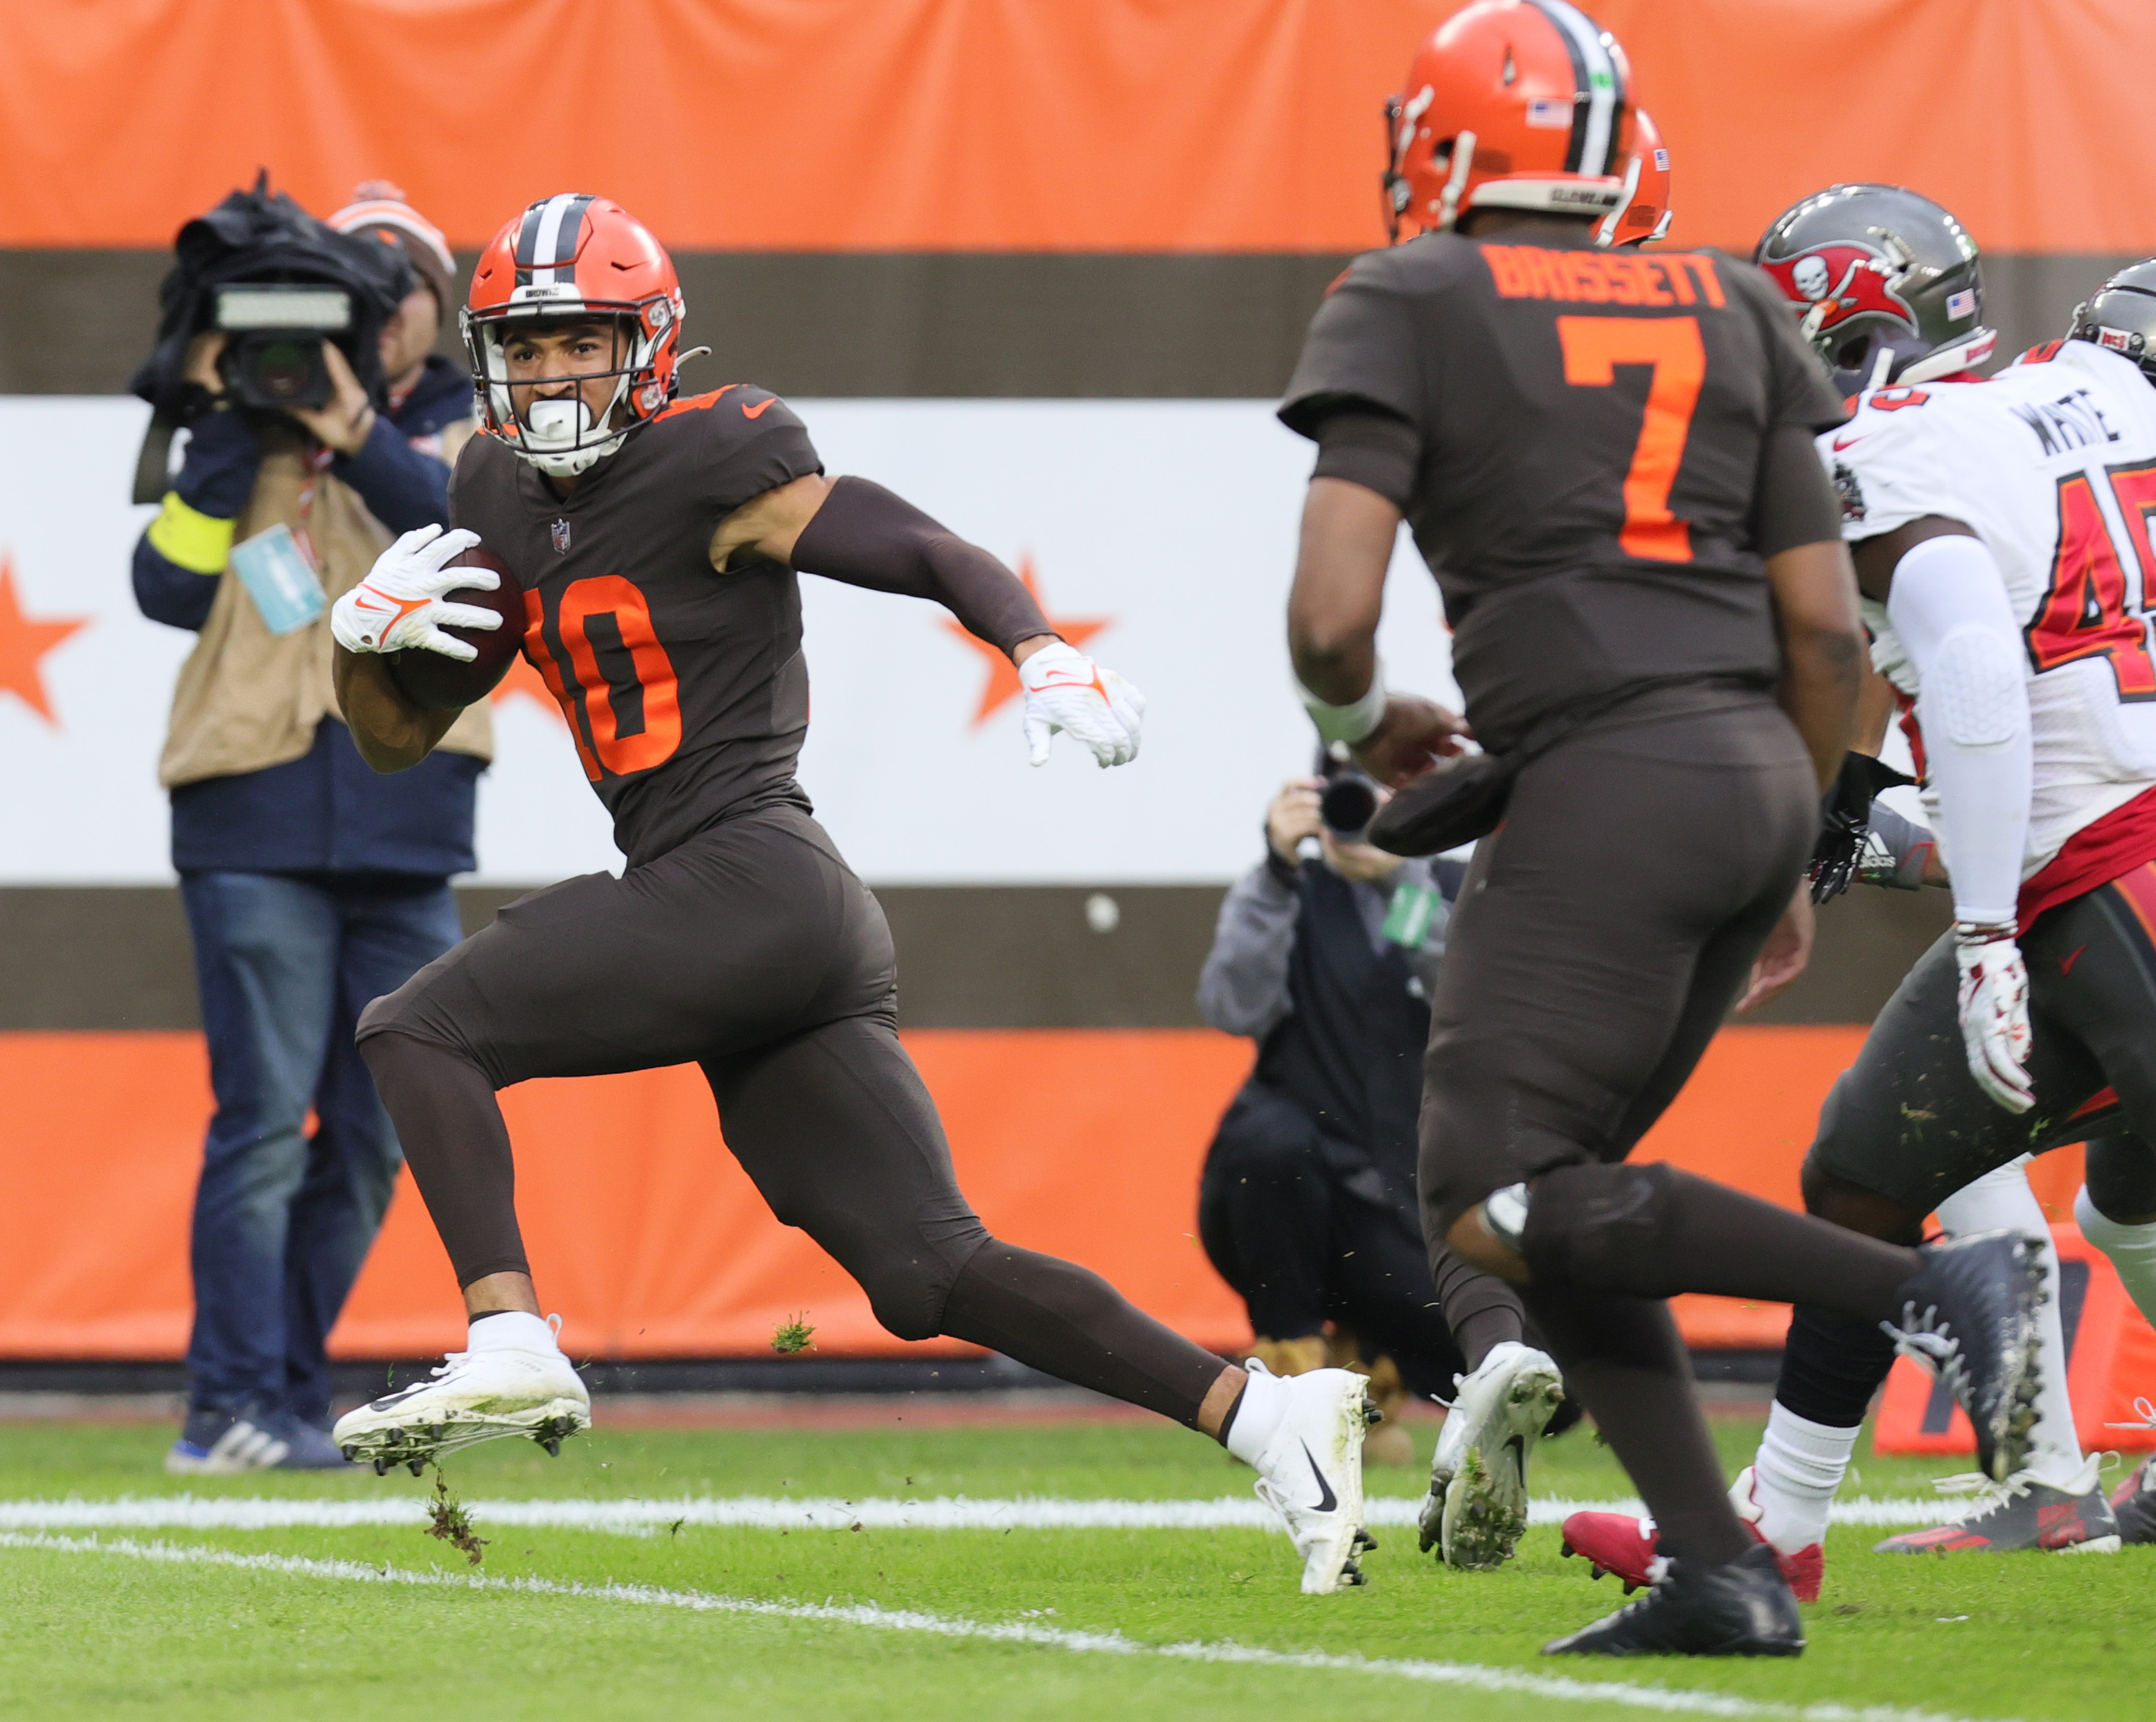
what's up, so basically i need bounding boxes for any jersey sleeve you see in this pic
[1818,393,1963,544]
[1278,256,1426,441]
[1721,255,1849,436]
[685,386,824,517]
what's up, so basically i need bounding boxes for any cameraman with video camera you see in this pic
[129,179,492,1474]
[1196,760,1571,1562]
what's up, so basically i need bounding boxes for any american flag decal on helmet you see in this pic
[515,193,598,287]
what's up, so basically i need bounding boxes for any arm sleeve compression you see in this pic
[788,476,1053,654]
[1885,532,2032,924]
[1310,409,1420,512]
[1195,860,1302,1040]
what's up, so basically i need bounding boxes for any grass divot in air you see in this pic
[425,1469,489,1566]
[770,1313,817,1354]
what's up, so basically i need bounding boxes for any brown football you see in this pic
[384,544,527,712]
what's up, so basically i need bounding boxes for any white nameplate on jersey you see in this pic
[230,523,326,636]
[1382,882,1443,949]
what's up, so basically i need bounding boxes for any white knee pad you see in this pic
[1927,625,2027,747]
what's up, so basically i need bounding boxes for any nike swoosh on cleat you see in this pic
[1301,1442,1338,1514]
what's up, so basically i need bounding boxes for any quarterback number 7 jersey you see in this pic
[1830,341,2156,873]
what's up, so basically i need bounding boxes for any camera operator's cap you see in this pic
[328,181,457,314]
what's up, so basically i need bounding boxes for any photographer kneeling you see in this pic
[1198,764,1571,1568]
[130,181,492,1473]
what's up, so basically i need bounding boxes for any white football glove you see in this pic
[1954,924,2034,1113]
[1019,640,1145,768]
[331,524,499,661]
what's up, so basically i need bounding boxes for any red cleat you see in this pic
[1558,1508,1660,1594]
[1559,1468,1823,1604]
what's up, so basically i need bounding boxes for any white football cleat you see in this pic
[1420,1340,1564,1570]
[333,1315,589,1473]
[1246,1361,1375,1593]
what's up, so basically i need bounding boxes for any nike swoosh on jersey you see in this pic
[1832,431,1870,451]
[742,397,778,420]
[1301,1441,1338,1514]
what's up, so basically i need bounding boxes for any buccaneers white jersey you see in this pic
[1824,341,2156,873]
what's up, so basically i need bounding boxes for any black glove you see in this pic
[1808,751,1915,904]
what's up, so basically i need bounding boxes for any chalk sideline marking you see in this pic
[0,1494,1960,1534]
[0,1530,1998,1722]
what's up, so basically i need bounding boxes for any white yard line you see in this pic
[0,1494,1961,1533]
[0,1529,2001,1722]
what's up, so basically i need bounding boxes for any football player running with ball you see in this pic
[1569,244,2156,1591]
[324,195,1378,1593]
[1281,0,2044,1655]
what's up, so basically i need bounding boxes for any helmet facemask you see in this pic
[465,292,677,477]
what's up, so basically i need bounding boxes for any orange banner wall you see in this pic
[0,1022,2001,1361]
[2,1,2152,255]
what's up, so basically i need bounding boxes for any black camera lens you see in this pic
[1319,775,1379,838]
[251,339,316,402]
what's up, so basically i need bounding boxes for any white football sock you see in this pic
[1222,1365,1291,1464]
[465,1310,560,1354]
[1751,1403,1858,1554]
[2076,1185,2156,1333]
[1939,1160,2082,1486]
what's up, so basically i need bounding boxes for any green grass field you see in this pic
[1,1410,2148,1721]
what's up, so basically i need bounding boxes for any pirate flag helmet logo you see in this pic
[1756,183,1993,397]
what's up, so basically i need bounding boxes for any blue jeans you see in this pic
[179,872,463,1424]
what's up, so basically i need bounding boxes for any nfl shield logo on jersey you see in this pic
[551,518,572,555]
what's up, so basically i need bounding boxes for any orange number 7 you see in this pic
[1557,314,1705,564]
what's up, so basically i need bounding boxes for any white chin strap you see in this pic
[520,396,625,477]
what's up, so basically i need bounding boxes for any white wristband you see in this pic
[1298,663,1387,746]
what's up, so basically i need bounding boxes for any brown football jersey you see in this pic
[1281,232,1848,751]
[449,386,822,866]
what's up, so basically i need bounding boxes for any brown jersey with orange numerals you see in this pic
[449,385,823,867]
[1280,232,1846,751]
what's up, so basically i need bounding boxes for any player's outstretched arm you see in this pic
[1763,539,1865,791]
[330,523,499,773]
[713,472,1145,766]
[1288,476,1466,784]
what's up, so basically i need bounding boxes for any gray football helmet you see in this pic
[2067,260,2156,384]
[1754,183,1994,396]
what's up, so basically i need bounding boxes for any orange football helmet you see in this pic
[1598,107,1671,246]
[1382,0,1634,242]
[463,195,688,476]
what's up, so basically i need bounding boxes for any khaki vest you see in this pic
[158,424,492,789]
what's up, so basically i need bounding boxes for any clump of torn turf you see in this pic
[425,1469,490,1566]
[771,1313,817,1355]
